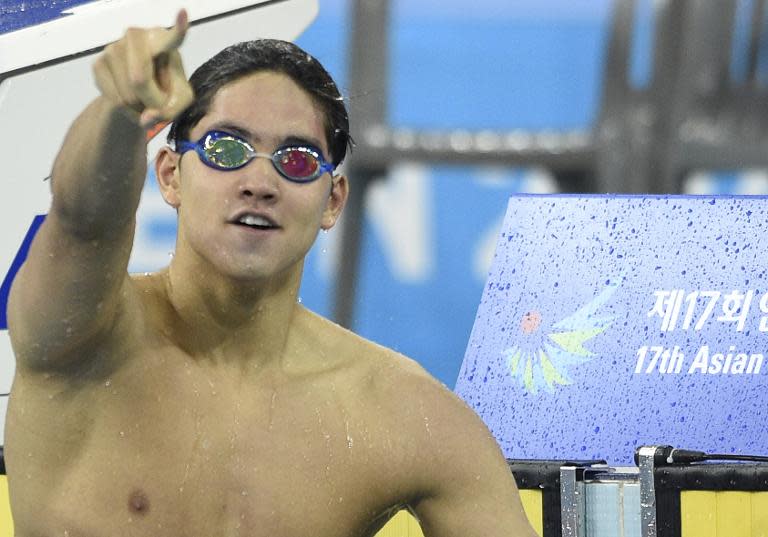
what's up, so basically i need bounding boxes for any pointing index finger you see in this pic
[150,9,189,56]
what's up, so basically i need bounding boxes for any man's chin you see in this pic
[219,260,300,286]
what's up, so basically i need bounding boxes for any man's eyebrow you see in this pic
[208,120,322,149]
[207,121,254,140]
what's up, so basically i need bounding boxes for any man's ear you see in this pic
[321,174,349,230]
[155,147,182,208]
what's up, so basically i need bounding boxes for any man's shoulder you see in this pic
[304,310,472,422]
[297,307,437,383]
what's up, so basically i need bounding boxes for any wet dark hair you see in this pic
[168,39,352,167]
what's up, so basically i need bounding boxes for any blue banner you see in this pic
[455,194,768,464]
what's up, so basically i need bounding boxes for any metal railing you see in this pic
[333,0,768,328]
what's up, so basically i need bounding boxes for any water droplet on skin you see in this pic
[268,391,277,431]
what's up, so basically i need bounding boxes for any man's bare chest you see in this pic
[10,355,407,537]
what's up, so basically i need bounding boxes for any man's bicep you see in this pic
[411,446,536,537]
[407,391,538,537]
[7,212,135,369]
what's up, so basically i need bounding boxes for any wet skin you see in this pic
[7,70,534,537]
[7,278,451,537]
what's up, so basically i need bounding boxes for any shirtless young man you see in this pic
[5,9,537,537]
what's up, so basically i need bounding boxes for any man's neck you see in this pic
[160,255,304,370]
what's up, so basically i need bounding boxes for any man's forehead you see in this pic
[212,72,322,118]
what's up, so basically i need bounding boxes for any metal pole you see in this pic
[332,0,391,328]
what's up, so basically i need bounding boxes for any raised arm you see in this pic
[7,11,193,371]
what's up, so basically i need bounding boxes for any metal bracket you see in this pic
[637,445,662,537]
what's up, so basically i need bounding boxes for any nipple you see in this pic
[128,489,151,515]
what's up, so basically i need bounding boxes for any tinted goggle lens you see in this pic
[275,147,320,181]
[205,138,249,169]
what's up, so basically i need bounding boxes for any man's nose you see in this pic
[238,157,280,200]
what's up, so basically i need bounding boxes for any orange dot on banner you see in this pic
[520,311,542,334]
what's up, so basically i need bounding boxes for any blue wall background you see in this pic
[295,0,612,387]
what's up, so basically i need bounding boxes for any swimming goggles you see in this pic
[177,130,335,183]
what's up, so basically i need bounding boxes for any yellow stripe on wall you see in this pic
[681,491,717,537]
[751,493,768,536]
[519,489,543,536]
[0,475,13,536]
[373,490,543,537]
[375,510,424,537]
[716,492,751,537]
[682,490,768,537]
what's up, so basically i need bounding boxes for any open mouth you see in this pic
[235,214,279,230]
